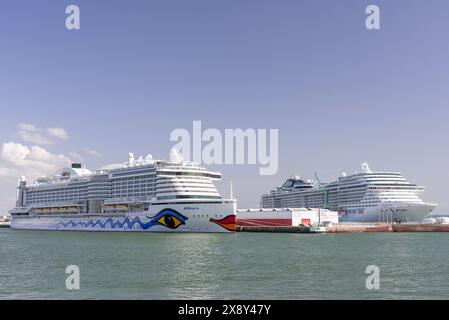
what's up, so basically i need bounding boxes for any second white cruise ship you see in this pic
[9,149,236,233]
[261,163,437,223]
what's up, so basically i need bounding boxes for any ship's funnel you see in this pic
[170,148,183,162]
[361,163,372,173]
[128,153,135,166]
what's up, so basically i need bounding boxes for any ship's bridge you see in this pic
[279,176,314,191]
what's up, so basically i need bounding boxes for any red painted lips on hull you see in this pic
[209,215,236,231]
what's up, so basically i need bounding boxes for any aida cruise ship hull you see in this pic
[339,202,437,223]
[10,150,238,233]
[10,201,237,233]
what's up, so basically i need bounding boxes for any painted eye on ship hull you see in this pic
[158,215,182,229]
[152,209,187,229]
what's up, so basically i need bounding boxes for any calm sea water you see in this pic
[1,229,448,299]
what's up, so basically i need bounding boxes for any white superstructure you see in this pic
[9,150,236,232]
[261,163,437,223]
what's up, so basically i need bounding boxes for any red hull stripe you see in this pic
[236,219,292,227]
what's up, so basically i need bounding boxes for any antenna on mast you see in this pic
[230,181,234,199]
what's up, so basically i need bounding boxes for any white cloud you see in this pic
[18,123,40,133]
[0,142,73,181]
[0,125,73,214]
[85,148,102,157]
[18,123,53,145]
[17,123,70,145]
[47,127,69,140]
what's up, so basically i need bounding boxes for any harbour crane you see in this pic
[314,172,330,209]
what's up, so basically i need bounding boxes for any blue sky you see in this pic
[0,0,448,213]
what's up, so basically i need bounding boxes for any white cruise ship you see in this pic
[261,163,437,223]
[9,149,236,233]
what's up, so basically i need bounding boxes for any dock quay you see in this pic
[236,225,319,233]
[0,222,10,228]
[236,223,449,233]
[327,223,449,233]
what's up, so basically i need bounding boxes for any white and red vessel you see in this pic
[237,208,338,227]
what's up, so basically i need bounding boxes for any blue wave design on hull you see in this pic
[56,216,154,230]
[54,209,188,231]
